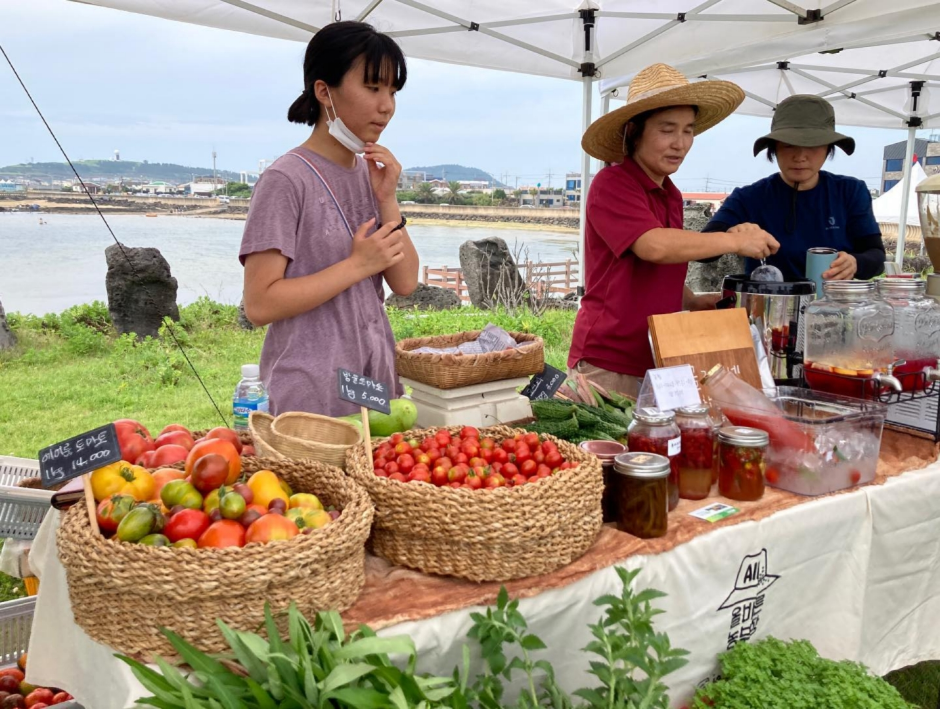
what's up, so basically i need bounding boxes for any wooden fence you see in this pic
[422,260,579,302]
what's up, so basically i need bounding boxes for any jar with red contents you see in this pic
[627,409,681,511]
[717,426,769,502]
[675,405,716,500]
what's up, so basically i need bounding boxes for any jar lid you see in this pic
[677,404,710,417]
[612,452,670,479]
[579,440,626,463]
[633,408,676,425]
[877,278,927,297]
[717,426,770,447]
[822,280,875,295]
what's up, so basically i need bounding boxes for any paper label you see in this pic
[648,365,702,412]
[690,503,739,523]
[668,437,682,457]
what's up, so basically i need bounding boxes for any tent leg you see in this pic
[578,75,593,293]
[896,126,917,269]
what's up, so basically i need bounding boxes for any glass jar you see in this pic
[579,440,627,524]
[803,280,898,399]
[877,278,940,392]
[675,405,716,500]
[610,452,670,539]
[628,409,681,511]
[717,426,769,502]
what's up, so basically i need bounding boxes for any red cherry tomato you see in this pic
[520,460,537,476]
[493,448,509,465]
[460,426,480,439]
[523,432,540,449]
[503,462,519,478]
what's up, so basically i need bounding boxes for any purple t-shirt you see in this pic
[239,146,401,417]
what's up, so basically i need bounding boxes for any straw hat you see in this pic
[582,63,744,164]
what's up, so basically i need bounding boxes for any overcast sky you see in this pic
[1,0,929,193]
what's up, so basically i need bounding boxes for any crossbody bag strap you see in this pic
[287,151,355,238]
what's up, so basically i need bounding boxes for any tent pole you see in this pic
[578,75,593,292]
[896,125,917,268]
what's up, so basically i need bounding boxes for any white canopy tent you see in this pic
[873,160,928,227]
[602,18,940,266]
[69,0,940,281]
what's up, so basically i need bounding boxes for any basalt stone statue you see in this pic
[105,243,179,339]
[0,299,15,350]
[459,237,527,309]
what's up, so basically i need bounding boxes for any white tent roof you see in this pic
[873,160,928,226]
[67,0,940,82]
[602,8,940,129]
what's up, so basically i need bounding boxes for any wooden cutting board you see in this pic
[648,309,762,388]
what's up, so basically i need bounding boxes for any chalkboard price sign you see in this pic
[337,369,392,415]
[39,423,122,489]
[521,364,567,401]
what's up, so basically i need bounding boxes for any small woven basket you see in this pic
[395,331,544,389]
[346,425,603,582]
[248,412,362,470]
[56,457,373,659]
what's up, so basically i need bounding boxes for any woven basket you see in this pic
[56,457,373,659]
[346,425,603,581]
[395,331,544,389]
[193,429,254,449]
[248,412,363,470]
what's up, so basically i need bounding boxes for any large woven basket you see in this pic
[249,412,362,470]
[395,331,544,389]
[56,457,373,659]
[346,425,603,581]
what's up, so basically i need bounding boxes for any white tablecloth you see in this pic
[26,459,940,709]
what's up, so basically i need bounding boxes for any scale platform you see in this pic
[401,377,533,429]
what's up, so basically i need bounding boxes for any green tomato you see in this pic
[220,491,246,520]
[139,534,171,547]
[116,506,156,543]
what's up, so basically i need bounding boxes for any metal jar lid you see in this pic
[612,452,671,479]
[677,404,710,417]
[822,280,875,296]
[877,278,927,297]
[633,407,676,425]
[717,426,769,448]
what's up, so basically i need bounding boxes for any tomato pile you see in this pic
[91,420,337,549]
[114,419,256,468]
[372,426,577,489]
[0,657,72,708]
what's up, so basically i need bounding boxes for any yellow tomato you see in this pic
[289,493,323,510]
[90,462,155,502]
[247,470,289,509]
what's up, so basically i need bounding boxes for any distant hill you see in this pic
[0,160,241,185]
[404,164,505,187]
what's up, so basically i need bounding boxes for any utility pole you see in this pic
[212,150,218,195]
[547,169,553,190]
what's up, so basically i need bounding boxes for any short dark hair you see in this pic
[287,21,407,126]
[622,105,699,158]
[766,142,836,162]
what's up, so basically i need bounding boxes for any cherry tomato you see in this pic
[435,431,452,447]
[484,473,505,488]
[419,438,435,452]
[388,472,406,482]
[394,442,411,455]
[409,469,431,484]
[514,445,532,465]
[850,469,861,485]
[460,426,480,439]
[501,439,516,453]
[446,444,461,460]
[510,474,528,487]
[480,437,497,450]
[466,472,483,490]
[431,466,449,487]
[541,440,557,454]
[449,481,463,488]
[437,457,453,471]
[384,461,399,475]
[461,441,480,458]
[765,467,780,485]
[524,432,540,449]
[427,448,441,464]
[390,433,404,445]
[448,465,467,484]
[533,450,545,465]
[493,448,509,465]
[503,462,519,478]
[397,454,415,474]
[520,460,537,476]
[537,465,552,478]
[481,448,494,464]
[545,450,563,468]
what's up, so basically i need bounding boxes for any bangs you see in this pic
[362,35,407,90]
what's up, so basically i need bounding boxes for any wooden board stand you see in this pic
[649,309,763,389]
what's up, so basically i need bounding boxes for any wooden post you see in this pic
[422,265,429,285]
[360,407,373,467]
[83,474,100,534]
[455,271,463,301]
[565,259,571,290]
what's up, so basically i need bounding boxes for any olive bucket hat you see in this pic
[753,95,855,157]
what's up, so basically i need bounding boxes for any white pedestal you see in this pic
[401,377,533,428]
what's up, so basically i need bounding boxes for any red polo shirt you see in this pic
[568,157,687,377]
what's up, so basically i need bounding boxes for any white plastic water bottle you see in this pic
[233,364,269,431]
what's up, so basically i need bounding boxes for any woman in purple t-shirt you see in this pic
[240,22,418,416]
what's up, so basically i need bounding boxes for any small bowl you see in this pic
[579,440,626,467]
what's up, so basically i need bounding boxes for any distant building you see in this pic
[882,138,936,192]
[565,172,583,204]
[0,180,24,193]
[682,192,728,210]
[519,187,567,208]
[77,182,104,195]
[398,170,427,190]
[137,181,174,195]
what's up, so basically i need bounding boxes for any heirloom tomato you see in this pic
[197,520,245,548]
[95,494,136,534]
[246,513,300,543]
[114,419,154,464]
[164,509,211,543]
[90,462,155,502]
[204,427,243,454]
[185,439,241,485]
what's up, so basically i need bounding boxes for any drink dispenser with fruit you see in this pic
[803,280,901,399]
[877,278,940,391]
[720,275,816,384]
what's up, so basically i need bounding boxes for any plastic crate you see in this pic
[0,457,53,540]
[0,596,34,667]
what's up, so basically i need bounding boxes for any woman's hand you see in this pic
[822,251,857,280]
[349,218,404,278]
[364,143,401,206]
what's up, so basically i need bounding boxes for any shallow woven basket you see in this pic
[56,457,373,659]
[395,331,544,389]
[249,412,362,470]
[346,425,603,581]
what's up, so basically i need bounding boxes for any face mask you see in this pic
[325,87,365,154]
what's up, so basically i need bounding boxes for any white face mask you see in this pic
[325,87,365,154]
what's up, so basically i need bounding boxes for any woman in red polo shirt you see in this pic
[569,64,780,397]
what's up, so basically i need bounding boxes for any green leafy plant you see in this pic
[693,637,916,709]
